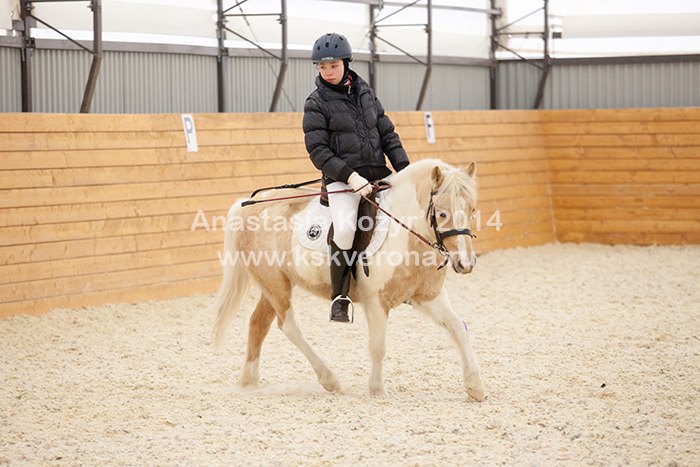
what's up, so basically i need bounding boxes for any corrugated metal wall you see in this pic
[2,46,699,113]
[33,49,92,113]
[497,59,700,109]
[548,61,700,109]
[496,60,542,109]
[376,62,489,110]
[98,51,217,113]
[97,51,217,114]
[6,49,217,113]
[0,47,21,112]
[225,57,368,113]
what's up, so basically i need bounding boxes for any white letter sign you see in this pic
[181,114,198,152]
[424,111,436,144]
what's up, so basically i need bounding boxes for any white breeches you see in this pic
[327,181,362,250]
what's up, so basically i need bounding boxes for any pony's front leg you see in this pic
[364,299,388,396]
[276,307,341,393]
[415,288,485,402]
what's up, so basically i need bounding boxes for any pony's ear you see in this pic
[466,161,476,177]
[431,166,445,189]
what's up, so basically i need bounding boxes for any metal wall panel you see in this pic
[428,64,490,110]
[496,60,543,109]
[226,57,489,113]
[33,49,92,113]
[548,61,700,109]
[0,47,20,112]
[226,57,368,113]
[376,62,428,111]
[376,62,490,111]
[27,50,217,113]
[4,45,699,114]
[94,51,217,114]
[498,59,700,109]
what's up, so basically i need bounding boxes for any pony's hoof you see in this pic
[239,374,259,388]
[467,386,485,402]
[369,385,386,397]
[466,383,485,402]
[319,370,341,393]
[239,362,260,387]
[465,372,485,401]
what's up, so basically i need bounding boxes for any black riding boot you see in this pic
[329,240,353,322]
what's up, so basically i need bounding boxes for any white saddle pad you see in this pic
[297,190,391,256]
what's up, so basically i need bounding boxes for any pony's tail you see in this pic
[211,199,250,350]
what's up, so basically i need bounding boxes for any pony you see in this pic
[211,159,485,402]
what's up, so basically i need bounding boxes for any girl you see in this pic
[303,32,410,322]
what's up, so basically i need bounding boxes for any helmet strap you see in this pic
[341,59,351,84]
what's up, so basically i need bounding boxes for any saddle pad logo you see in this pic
[306,223,322,240]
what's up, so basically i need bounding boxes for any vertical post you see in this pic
[489,0,498,109]
[415,0,432,110]
[533,0,550,109]
[368,4,377,91]
[20,0,34,112]
[269,0,287,112]
[216,0,226,112]
[80,0,102,113]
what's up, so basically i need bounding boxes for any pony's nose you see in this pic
[456,259,473,274]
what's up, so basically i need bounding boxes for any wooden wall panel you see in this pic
[543,108,700,245]
[0,113,313,317]
[391,110,554,258]
[3,107,698,318]
[0,110,553,317]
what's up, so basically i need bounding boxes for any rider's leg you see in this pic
[327,182,361,322]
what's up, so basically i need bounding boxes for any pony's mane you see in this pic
[392,159,477,210]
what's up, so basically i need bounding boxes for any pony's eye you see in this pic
[438,211,448,220]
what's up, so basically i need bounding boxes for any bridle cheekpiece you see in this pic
[426,190,475,270]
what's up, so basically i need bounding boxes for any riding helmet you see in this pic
[311,33,353,63]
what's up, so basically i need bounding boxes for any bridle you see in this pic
[426,189,475,251]
[363,185,475,270]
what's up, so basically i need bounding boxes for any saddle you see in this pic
[295,180,390,277]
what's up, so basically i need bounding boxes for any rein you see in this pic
[240,188,353,207]
[240,181,475,269]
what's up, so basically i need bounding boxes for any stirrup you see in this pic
[329,295,354,323]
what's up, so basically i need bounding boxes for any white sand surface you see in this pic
[1,243,698,465]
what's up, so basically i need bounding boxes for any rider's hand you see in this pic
[348,172,373,197]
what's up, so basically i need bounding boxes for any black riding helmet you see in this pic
[312,33,353,63]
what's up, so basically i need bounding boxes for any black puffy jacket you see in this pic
[303,70,410,184]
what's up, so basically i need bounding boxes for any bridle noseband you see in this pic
[426,190,475,269]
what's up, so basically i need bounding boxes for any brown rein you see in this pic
[240,181,474,269]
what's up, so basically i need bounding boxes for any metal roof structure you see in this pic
[1,0,698,112]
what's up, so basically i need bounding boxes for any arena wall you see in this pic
[543,108,700,245]
[1,108,698,317]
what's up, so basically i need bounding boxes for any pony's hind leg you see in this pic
[240,297,277,387]
[415,288,485,402]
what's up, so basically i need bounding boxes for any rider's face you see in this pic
[316,60,344,85]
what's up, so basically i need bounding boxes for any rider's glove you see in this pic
[348,172,373,197]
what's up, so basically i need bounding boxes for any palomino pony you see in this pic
[211,159,485,401]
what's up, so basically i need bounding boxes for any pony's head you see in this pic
[427,161,478,274]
